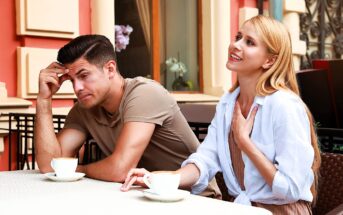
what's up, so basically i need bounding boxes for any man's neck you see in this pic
[102,77,125,114]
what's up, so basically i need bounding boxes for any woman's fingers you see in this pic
[121,175,138,192]
[120,168,150,191]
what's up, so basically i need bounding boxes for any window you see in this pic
[115,0,202,92]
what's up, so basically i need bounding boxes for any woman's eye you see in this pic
[246,39,255,46]
[235,34,242,41]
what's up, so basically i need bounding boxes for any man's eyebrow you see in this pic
[75,68,87,76]
[64,68,87,80]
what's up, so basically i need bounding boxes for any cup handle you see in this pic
[50,160,55,171]
[142,173,152,188]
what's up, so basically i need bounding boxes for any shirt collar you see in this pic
[221,87,266,106]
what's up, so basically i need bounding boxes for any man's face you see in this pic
[65,58,111,109]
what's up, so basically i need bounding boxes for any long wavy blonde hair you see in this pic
[230,15,321,204]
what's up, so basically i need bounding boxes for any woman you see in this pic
[121,15,321,214]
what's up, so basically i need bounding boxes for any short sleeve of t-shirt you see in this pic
[121,78,178,126]
[63,104,89,135]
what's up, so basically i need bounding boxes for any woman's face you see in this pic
[226,22,270,76]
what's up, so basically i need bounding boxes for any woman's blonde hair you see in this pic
[230,15,321,204]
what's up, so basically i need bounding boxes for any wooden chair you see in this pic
[312,152,343,215]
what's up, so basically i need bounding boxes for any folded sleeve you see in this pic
[182,112,221,194]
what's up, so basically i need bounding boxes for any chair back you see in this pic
[296,69,338,128]
[313,152,343,215]
[328,60,343,128]
[179,103,216,142]
[313,59,343,128]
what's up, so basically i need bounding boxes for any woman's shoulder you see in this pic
[267,90,302,104]
[266,90,306,113]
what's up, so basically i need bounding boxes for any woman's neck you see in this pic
[237,76,258,118]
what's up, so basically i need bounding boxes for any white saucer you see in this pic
[142,189,190,202]
[44,172,85,182]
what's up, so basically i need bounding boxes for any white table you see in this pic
[0,170,272,215]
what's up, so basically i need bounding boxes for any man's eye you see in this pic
[80,74,88,79]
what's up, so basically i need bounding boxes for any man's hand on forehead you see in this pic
[58,69,71,84]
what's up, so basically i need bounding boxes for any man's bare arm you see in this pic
[35,98,62,173]
[77,121,155,182]
[35,62,84,173]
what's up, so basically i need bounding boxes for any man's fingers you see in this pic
[58,73,70,85]
[47,62,65,69]
[44,76,60,88]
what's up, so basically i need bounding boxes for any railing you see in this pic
[300,0,343,69]
[7,112,101,170]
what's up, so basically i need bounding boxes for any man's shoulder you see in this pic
[126,77,165,90]
[124,77,171,99]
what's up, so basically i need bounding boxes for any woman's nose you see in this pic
[232,40,242,50]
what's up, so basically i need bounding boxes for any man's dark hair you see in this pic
[57,34,117,68]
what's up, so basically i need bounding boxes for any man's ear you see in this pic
[262,55,277,70]
[104,60,117,78]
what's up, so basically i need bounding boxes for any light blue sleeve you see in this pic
[271,95,314,201]
[182,110,222,194]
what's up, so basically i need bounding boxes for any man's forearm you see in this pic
[34,98,62,173]
[77,155,134,182]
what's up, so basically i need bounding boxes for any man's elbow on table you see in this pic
[35,154,54,174]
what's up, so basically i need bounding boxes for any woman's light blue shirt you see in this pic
[182,88,314,205]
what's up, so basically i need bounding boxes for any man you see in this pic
[35,34,220,198]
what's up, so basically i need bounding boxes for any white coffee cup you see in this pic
[143,171,180,195]
[50,157,78,178]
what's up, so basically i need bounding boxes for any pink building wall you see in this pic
[0,0,91,170]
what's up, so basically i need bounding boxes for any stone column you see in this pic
[202,0,231,96]
[283,0,307,71]
[91,0,115,45]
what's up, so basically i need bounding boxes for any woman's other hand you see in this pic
[120,168,150,192]
[232,102,258,151]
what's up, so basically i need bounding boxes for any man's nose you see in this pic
[73,79,83,94]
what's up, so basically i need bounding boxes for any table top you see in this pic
[0,170,272,215]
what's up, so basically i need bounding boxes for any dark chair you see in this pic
[215,172,232,202]
[296,69,338,128]
[313,152,343,215]
[188,122,210,142]
[179,103,216,123]
[313,59,343,128]
[179,103,216,142]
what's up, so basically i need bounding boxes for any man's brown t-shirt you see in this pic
[65,77,198,170]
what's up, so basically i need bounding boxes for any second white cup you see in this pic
[143,172,180,195]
